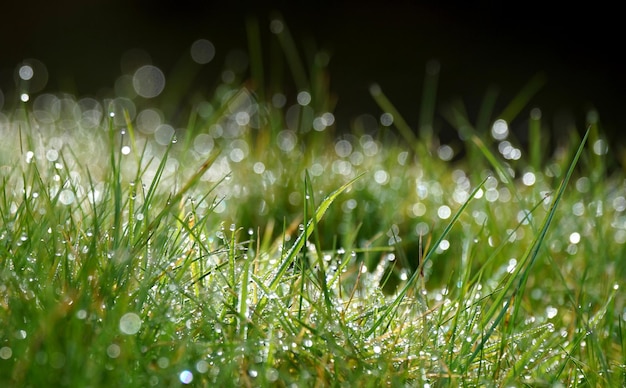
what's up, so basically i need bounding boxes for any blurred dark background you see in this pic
[1,0,623,146]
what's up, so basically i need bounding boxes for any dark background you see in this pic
[1,0,623,145]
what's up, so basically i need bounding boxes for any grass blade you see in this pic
[464,126,590,370]
[365,175,489,337]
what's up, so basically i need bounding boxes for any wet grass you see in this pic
[1,17,626,387]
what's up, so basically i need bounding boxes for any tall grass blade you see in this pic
[256,173,363,312]
[369,83,418,147]
[497,73,545,123]
[464,126,590,370]
[365,175,489,337]
[418,60,440,148]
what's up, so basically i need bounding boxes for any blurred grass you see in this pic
[0,15,625,387]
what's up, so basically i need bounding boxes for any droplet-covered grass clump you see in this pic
[1,19,625,386]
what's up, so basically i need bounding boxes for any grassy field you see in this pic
[1,19,626,387]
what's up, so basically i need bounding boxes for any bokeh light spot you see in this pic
[179,370,193,384]
[136,109,162,134]
[155,124,175,146]
[272,93,286,108]
[119,312,142,335]
[59,190,75,205]
[133,65,166,98]
[0,347,12,360]
[569,232,581,244]
[437,145,454,161]
[380,113,393,126]
[297,91,311,106]
[522,171,536,186]
[190,39,215,64]
[593,139,608,155]
[15,59,48,92]
[437,205,451,219]
[270,19,284,34]
[19,65,34,80]
[334,139,352,158]
[193,133,214,155]
[491,119,509,140]
[277,130,297,152]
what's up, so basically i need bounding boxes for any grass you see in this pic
[1,16,626,387]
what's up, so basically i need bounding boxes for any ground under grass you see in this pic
[1,19,626,387]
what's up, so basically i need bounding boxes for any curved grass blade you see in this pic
[364,175,489,338]
[269,173,364,290]
[369,84,418,147]
[463,126,590,371]
[251,173,363,318]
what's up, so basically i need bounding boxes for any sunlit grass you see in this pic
[1,16,626,387]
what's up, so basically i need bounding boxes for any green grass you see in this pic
[1,17,626,387]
